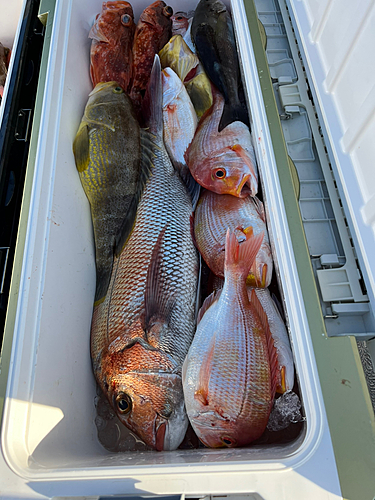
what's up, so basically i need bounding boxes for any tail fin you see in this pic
[250,289,280,397]
[142,55,163,140]
[224,228,264,280]
[219,101,250,132]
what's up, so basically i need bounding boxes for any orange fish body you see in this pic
[194,189,273,288]
[183,229,279,448]
[130,1,173,116]
[184,88,258,198]
[89,1,135,93]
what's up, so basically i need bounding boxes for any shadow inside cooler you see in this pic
[2,0,308,473]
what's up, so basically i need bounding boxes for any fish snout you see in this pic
[236,173,256,198]
[155,396,189,451]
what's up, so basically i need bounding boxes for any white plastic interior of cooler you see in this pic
[284,0,375,330]
[254,0,375,340]
[0,0,340,494]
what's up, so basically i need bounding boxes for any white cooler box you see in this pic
[0,0,374,499]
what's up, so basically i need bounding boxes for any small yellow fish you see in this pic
[73,81,153,303]
[184,63,213,119]
[159,34,199,82]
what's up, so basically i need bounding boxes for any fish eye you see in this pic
[214,168,226,179]
[176,15,183,20]
[163,6,173,17]
[113,86,123,93]
[221,436,236,447]
[115,393,132,414]
[121,14,131,26]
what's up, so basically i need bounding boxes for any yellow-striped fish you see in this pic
[73,81,153,303]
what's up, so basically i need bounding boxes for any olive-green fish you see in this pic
[73,81,153,303]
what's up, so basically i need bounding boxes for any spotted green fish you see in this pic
[73,81,153,304]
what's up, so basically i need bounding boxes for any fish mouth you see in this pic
[236,174,252,198]
[153,396,189,451]
[155,419,167,451]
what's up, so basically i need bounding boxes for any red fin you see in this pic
[197,290,222,324]
[194,334,216,406]
[261,263,268,288]
[224,228,264,279]
[277,366,287,394]
[184,66,197,83]
[250,289,280,397]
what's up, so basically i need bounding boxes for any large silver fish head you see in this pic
[109,370,188,451]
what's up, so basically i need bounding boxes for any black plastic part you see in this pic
[0,0,45,345]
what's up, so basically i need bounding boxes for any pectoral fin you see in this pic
[73,122,90,173]
[144,226,176,331]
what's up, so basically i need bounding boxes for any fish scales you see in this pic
[195,190,273,287]
[210,275,295,393]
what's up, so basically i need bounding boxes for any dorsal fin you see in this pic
[142,55,163,140]
[197,289,222,324]
[250,289,280,396]
[224,228,264,280]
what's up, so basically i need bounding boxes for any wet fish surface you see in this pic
[191,0,249,131]
[91,57,199,451]
[159,34,212,119]
[212,275,295,393]
[171,11,194,37]
[159,34,199,83]
[162,66,198,196]
[89,1,135,93]
[130,1,173,119]
[185,88,258,198]
[183,229,279,448]
[73,81,151,303]
[194,189,273,288]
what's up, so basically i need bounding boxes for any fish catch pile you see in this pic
[73,0,302,452]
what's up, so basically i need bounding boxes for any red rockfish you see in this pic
[130,1,173,119]
[89,1,135,93]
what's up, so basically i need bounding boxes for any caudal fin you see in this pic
[219,101,250,132]
[224,228,264,280]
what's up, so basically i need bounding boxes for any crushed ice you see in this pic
[267,391,304,432]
